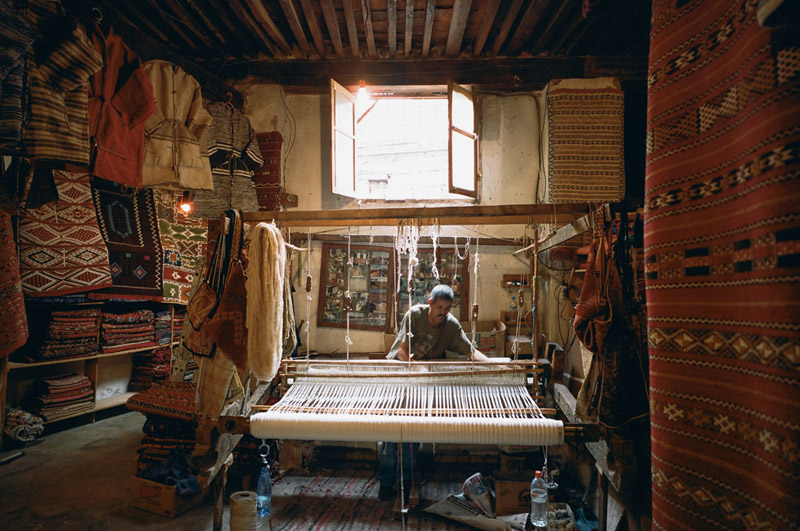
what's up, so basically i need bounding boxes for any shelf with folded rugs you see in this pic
[0,299,187,447]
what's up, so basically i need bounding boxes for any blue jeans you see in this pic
[378,442,419,488]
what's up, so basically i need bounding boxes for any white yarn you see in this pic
[230,491,258,531]
[246,222,287,381]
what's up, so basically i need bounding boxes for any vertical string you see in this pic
[306,228,312,365]
[345,228,353,363]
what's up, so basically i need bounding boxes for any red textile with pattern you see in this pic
[0,210,27,357]
[252,131,283,211]
[645,1,800,528]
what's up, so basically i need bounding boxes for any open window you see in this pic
[329,79,478,201]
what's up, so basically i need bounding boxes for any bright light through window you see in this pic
[355,98,465,200]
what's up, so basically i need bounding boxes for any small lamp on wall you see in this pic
[358,79,369,102]
[179,190,193,215]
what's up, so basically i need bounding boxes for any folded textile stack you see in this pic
[101,310,157,353]
[128,347,172,392]
[127,381,196,421]
[37,309,100,360]
[3,408,45,442]
[154,310,172,345]
[30,374,94,421]
[172,308,185,342]
[136,415,197,479]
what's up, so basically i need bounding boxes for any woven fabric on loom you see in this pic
[645,1,800,529]
[153,189,207,303]
[17,171,112,296]
[0,211,27,357]
[547,83,625,203]
[91,180,163,299]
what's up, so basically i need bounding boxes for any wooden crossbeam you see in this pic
[361,0,378,57]
[388,0,397,57]
[405,0,414,56]
[229,0,278,56]
[299,0,327,57]
[473,1,501,57]
[506,0,549,55]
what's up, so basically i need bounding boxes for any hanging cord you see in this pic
[345,228,353,364]
[470,238,480,369]
[305,229,312,366]
[430,221,441,280]
[512,228,528,361]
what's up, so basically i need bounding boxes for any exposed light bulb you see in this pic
[180,202,192,214]
[179,191,192,215]
[357,79,369,101]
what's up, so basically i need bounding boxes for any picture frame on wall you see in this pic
[394,247,469,321]
[317,243,395,331]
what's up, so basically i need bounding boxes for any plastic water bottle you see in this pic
[530,470,548,528]
[256,462,272,518]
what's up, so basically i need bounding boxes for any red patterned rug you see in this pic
[252,131,283,211]
[0,210,27,357]
[17,170,112,296]
[91,180,163,299]
[645,1,800,529]
[154,189,207,304]
[547,81,625,203]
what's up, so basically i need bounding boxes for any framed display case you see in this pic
[317,243,394,331]
[395,248,469,321]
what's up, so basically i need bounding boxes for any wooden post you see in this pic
[212,457,231,531]
[532,227,539,361]
[597,463,608,531]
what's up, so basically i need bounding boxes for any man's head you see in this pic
[427,284,454,328]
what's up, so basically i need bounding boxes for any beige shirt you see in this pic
[386,304,473,360]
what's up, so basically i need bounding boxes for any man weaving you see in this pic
[379,284,490,502]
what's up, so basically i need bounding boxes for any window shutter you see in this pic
[330,79,357,197]
[448,81,477,198]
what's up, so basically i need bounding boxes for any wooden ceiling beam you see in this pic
[421,0,436,57]
[445,0,472,58]
[491,0,523,56]
[342,0,360,56]
[404,0,414,56]
[320,0,344,56]
[506,0,549,56]
[161,0,216,51]
[361,0,378,57]
[298,0,327,57]
[206,0,260,56]
[530,0,573,53]
[473,0,501,57]
[388,0,397,57]
[225,56,612,89]
[182,0,231,50]
[278,0,313,55]
[229,0,279,57]
[246,0,293,53]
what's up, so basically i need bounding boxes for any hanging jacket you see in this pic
[141,60,213,190]
[87,26,154,187]
[206,101,264,178]
[0,0,35,152]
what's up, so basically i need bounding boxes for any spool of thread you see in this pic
[230,491,259,531]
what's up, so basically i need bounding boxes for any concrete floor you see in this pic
[0,410,480,530]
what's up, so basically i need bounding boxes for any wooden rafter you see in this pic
[473,0,501,57]
[278,0,313,55]
[388,0,397,57]
[182,0,230,50]
[206,0,258,56]
[421,0,435,57]
[491,0,523,55]
[551,3,587,54]
[298,0,327,57]
[445,0,472,58]
[162,0,216,50]
[342,0,360,56]
[245,0,293,53]
[320,0,344,56]
[405,0,414,56]
[229,0,278,56]
[506,0,549,55]
[531,0,573,53]
[361,0,378,57]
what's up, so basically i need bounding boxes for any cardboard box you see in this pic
[459,320,506,357]
[494,471,532,516]
[506,335,533,357]
[130,476,207,518]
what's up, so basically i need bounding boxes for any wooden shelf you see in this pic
[42,392,137,424]
[8,342,180,370]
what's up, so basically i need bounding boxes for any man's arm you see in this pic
[396,341,412,361]
[469,349,490,362]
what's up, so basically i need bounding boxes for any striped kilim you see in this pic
[645,1,800,529]
[547,83,625,203]
[18,170,112,296]
[154,189,207,304]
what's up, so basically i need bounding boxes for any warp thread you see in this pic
[230,491,259,531]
